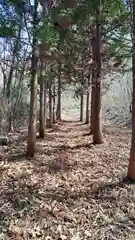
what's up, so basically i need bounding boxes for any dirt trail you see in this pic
[0,121,134,240]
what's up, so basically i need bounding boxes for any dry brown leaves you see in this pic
[0,121,135,240]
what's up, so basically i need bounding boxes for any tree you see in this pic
[80,63,84,122]
[39,65,45,138]
[91,6,103,144]
[56,62,61,121]
[44,76,47,128]
[85,74,90,124]
[53,79,56,123]
[48,68,53,128]
[27,0,38,157]
[0,0,130,153]
[127,0,135,181]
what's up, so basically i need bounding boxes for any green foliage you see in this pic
[0,0,22,38]
[0,26,15,37]
[6,0,24,13]
[0,20,16,37]
[59,8,73,17]
[74,86,83,99]
[38,16,60,47]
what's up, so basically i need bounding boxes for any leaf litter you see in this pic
[0,121,135,239]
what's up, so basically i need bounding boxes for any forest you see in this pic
[0,0,135,239]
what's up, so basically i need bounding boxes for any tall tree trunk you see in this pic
[92,7,103,144]
[53,81,56,123]
[85,76,90,124]
[44,78,47,127]
[8,111,13,132]
[7,58,14,133]
[90,62,96,133]
[27,0,38,157]
[48,77,53,128]
[56,63,61,121]
[80,75,84,122]
[39,73,45,138]
[127,0,135,181]
[80,91,84,122]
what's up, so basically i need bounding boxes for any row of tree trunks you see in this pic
[26,0,62,157]
[40,70,62,132]
[26,0,135,185]
[27,64,61,156]
[79,8,103,143]
[38,0,135,182]
[6,23,22,133]
[80,7,103,144]
[26,1,102,160]
[28,68,62,156]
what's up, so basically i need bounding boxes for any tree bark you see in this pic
[85,76,90,124]
[27,0,38,157]
[44,78,47,127]
[127,0,135,181]
[80,73,84,122]
[39,74,45,138]
[48,77,53,128]
[8,111,13,132]
[56,63,61,121]
[53,81,56,123]
[90,64,96,133]
[90,39,96,133]
[92,7,103,144]
[80,91,84,122]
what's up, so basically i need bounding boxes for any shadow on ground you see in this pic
[0,120,132,239]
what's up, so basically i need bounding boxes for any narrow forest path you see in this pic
[0,121,135,240]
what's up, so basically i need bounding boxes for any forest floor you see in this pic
[0,121,135,240]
